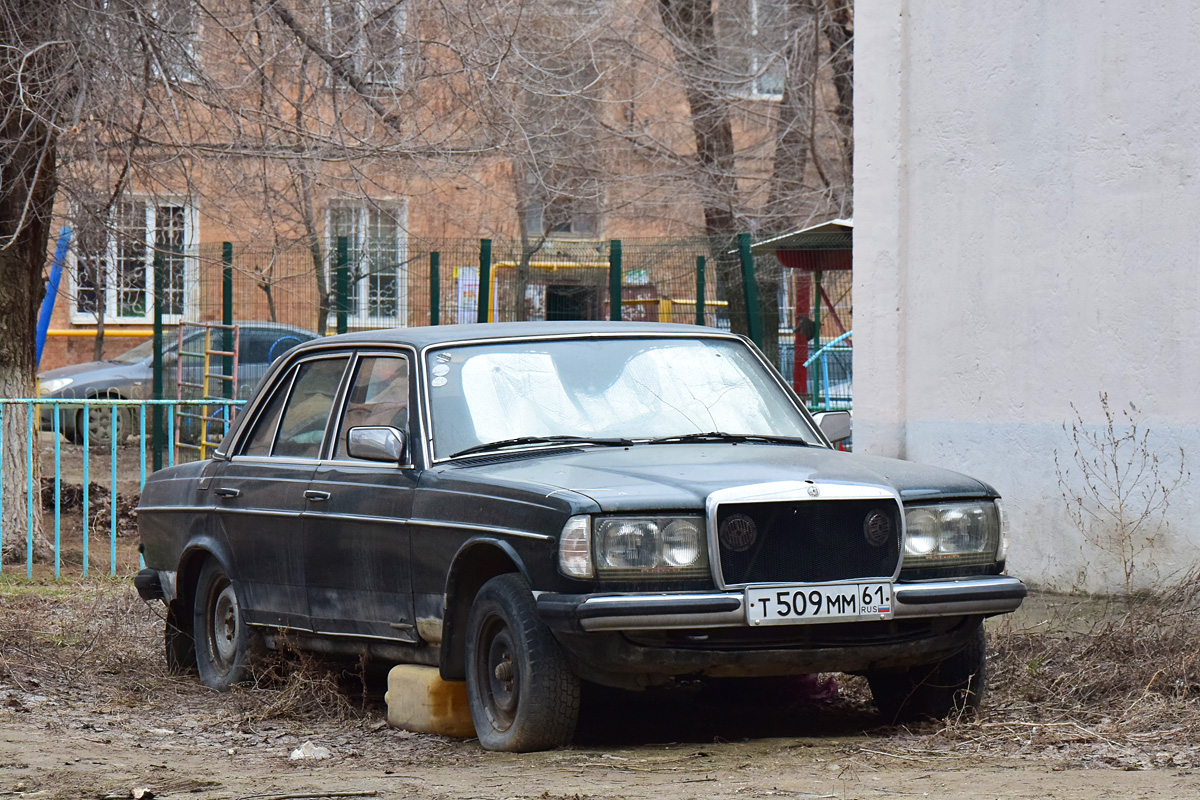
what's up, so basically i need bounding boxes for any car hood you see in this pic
[450,443,995,512]
[38,360,149,396]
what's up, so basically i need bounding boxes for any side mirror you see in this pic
[347,426,407,463]
[812,411,851,444]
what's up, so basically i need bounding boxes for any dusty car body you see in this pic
[136,322,1025,751]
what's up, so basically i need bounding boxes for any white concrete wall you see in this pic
[854,1,1200,591]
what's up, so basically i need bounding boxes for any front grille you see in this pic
[715,499,901,586]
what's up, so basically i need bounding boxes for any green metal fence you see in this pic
[191,235,852,408]
[3,233,853,580]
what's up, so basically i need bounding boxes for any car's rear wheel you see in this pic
[193,559,257,689]
[465,574,580,752]
[868,623,987,723]
[72,403,133,446]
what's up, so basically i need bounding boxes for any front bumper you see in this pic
[537,576,1024,683]
[536,575,1026,633]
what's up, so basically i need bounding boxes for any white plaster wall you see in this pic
[854,1,1200,591]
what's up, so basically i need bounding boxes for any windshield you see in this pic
[111,339,159,364]
[425,336,820,459]
[112,332,217,364]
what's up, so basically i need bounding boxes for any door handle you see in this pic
[304,490,331,502]
[214,487,241,498]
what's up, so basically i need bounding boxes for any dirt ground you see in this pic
[2,582,1198,800]
[6,436,1199,798]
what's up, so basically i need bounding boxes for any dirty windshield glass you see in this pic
[425,337,818,459]
[111,339,169,364]
[111,337,190,364]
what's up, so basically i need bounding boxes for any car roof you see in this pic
[291,321,738,353]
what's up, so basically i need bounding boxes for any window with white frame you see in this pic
[148,0,200,83]
[326,201,408,324]
[72,199,196,324]
[326,0,406,89]
[522,197,601,239]
[717,0,792,99]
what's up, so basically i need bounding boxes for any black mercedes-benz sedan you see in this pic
[137,321,1025,751]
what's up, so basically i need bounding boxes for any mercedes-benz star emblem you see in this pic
[807,485,820,497]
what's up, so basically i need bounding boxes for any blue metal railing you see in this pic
[0,398,243,580]
[803,330,853,411]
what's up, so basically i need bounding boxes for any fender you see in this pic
[438,536,530,680]
[174,538,239,611]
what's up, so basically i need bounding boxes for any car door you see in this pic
[302,351,419,641]
[210,353,351,631]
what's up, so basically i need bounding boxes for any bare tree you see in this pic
[2,2,78,562]
[645,0,852,359]
[2,0,852,563]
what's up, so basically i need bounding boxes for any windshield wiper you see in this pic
[645,431,811,446]
[450,435,633,459]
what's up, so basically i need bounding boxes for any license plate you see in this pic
[745,582,893,625]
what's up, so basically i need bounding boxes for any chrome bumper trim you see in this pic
[891,576,1027,618]
[548,576,1026,632]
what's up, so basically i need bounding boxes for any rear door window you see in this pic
[271,357,350,459]
[240,371,292,457]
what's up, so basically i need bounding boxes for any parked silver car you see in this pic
[39,322,316,443]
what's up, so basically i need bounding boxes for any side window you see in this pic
[334,356,410,460]
[240,369,294,457]
[239,330,273,366]
[273,357,351,458]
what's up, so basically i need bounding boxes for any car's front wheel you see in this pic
[867,623,988,723]
[465,574,580,752]
[193,559,258,689]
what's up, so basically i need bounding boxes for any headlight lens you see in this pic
[902,502,1002,566]
[597,519,661,569]
[661,519,703,567]
[39,377,73,395]
[904,508,939,555]
[591,516,708,578]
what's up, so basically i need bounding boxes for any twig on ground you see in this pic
[235,792,378,800]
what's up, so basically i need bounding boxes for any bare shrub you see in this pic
[1055,392,1188,594]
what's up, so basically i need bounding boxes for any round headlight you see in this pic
[661,519,702,567]
[904,508,939,555]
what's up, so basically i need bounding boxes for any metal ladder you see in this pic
[175,322,240,460]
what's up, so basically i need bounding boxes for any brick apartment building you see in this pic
[39,0,850,373]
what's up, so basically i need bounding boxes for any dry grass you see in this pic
[0,580,375,728]
[242,641,371,724]
[4,575,1200,769]
[906,571,1200,768]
